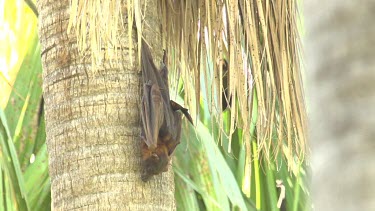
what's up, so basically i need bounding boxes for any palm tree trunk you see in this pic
[305,1,375,210]
[37,0,175,209]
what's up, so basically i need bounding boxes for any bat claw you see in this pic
[170,100,194,125]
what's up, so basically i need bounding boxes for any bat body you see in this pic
[140,40,193,181]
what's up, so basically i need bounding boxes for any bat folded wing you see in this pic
[141,82,164,150]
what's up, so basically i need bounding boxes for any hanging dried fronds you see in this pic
[67,0,129,68]
[158,0,307,169]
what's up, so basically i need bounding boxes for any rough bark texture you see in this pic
[305,1,375,210]
[37,0,175,210]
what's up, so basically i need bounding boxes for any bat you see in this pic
[140,40,193,181]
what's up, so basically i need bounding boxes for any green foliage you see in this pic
[173,94,311,211]
[0,33,50,211]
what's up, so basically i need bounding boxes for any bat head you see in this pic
[141,150,169,181]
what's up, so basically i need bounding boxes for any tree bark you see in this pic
[37,0,175,210]
[305,1,375,210]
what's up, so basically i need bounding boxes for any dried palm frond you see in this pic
[158,0,307,169]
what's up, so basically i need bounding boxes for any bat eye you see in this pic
[151,153,159,160]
